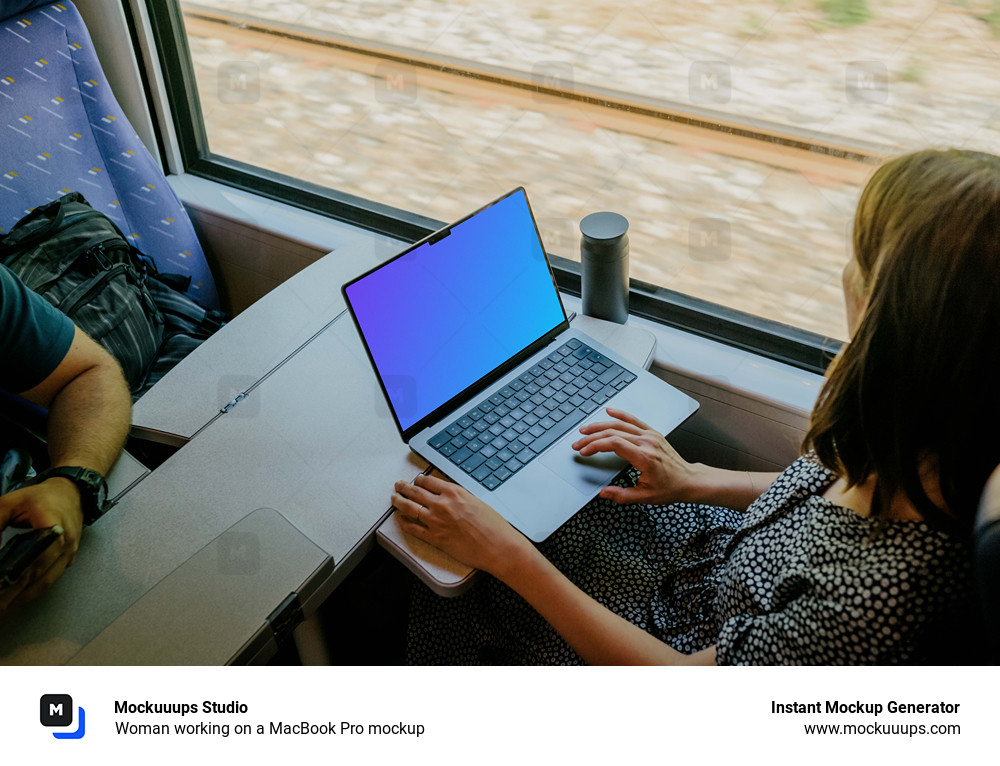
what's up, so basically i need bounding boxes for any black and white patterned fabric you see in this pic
[715,456,972,664]
[408,456,973,665]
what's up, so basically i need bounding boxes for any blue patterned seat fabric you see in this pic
[0,0,219,308]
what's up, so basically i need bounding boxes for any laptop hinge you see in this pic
[267,593,303,645]
[220,393,246,414]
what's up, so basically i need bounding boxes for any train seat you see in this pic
[0,0,220,309]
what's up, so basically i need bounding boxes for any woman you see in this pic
[392,149,1000,665]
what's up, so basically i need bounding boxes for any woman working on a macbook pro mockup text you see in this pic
[391,149,1000,665]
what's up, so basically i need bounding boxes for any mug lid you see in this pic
[580,211,629,241]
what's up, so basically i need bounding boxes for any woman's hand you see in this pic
[393,474,714,665]
[392,474,532,577]
[572,407,700,506]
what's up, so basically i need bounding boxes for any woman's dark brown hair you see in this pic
[805,149,1000,534]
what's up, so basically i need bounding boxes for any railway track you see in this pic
[182,4,888,185]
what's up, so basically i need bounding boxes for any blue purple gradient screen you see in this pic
[345,190,565,432]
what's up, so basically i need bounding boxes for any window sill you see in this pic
[169,172,823,467]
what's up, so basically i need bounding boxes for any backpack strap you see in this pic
[0,196,70,257]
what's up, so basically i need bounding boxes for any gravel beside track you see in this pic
[182,1,1000,339]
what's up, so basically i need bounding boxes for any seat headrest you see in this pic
[1,0,52,22]
[977,467,1000,533]
[974,465,1000,663]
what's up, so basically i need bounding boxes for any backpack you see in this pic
[0,191,223,396]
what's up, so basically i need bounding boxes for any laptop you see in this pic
[342,188,698,541]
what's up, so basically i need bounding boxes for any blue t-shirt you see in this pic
[0,263,75,393]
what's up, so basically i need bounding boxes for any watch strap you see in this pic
[35,466,108,525]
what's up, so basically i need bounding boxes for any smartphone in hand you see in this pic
[0,526,63,587]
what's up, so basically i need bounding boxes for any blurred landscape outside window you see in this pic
[177,0,1000,341]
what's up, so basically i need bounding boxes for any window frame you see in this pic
[140,0,845,374]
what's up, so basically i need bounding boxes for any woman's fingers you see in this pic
[390,473,520,575]
[574,435,647,467]
[577,418,645,437]
[575,409,660,456]
[394,478,437,508]
[393,474,468,526]
[604,407,652,430]
[598,483,647,505]
[397,513,431,540]
[390,491,423,520]
[573,429,643,454]
[413,473,452,494]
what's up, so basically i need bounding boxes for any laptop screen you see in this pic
[344,188,567,434]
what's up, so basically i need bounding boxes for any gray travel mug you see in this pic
[580,211,629,324]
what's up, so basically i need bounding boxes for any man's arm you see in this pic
[20,325,131,473]
[0,326,130,616]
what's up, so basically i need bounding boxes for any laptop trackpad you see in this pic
[539,431,626,494]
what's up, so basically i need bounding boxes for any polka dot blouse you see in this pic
[407,456,973,665]
[715,456,972,665]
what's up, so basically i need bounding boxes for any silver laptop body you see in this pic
[343,188,698,542]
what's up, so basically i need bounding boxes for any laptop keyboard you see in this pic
[427,339,636,491]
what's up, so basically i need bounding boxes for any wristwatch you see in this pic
[35,466,109,526]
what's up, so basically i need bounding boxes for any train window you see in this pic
[146,1,1000,365]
